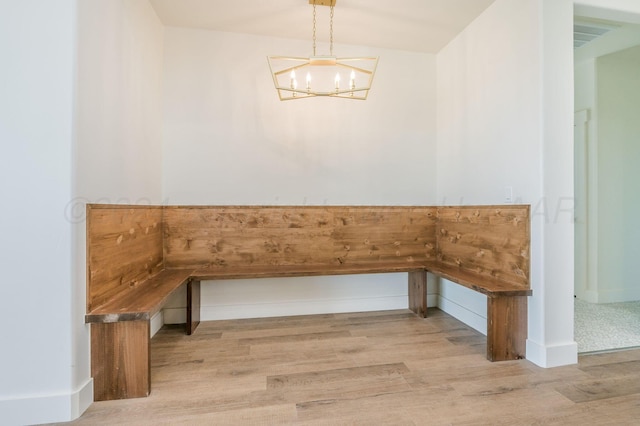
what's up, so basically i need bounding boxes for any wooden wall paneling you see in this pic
[436,206,530,287]
[163,206,336,268]
[163,206,438,270]
[331,207,437,265]
[91,321,150,401]
[332,207,438,261]
[87,205,164,311]
[436,205,529,224]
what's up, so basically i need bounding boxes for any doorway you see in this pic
[574,12,640,353]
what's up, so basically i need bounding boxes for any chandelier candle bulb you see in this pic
[335,73,340,90]
[306,72,311,91]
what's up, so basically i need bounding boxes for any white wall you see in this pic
[161,27,437,321]
[595,45,640,302]
[574,60,597,112]
[76,0,164,203]
[0,1,78,424]
[436,0,577,367]
[0,0,164,424]
[436,0,542,206]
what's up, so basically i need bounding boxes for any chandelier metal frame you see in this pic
[267,0,378,101]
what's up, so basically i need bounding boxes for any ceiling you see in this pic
[149,0,497,53]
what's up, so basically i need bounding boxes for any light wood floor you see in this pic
[64,309,640,425]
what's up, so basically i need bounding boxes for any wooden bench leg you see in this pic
[187,279,201,335]
[487,296,527,361]
[91,321,150,401]
[408,270,427,318]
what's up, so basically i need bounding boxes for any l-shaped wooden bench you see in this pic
[86,205,531,401]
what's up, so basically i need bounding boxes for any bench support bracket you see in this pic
[91,280,201,400]
[187,279,201,335]
[487,295,527,361]
[91,321,150,401]
[408,270,427,318]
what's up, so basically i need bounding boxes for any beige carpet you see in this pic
[575,298,640,353]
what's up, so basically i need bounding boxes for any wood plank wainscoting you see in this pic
[86,204,531,401]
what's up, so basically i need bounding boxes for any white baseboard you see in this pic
[0,378,93,425]
[576,287,639,304]
[595,287,640,304]
[437,295,487,335]
[73,379,94,421]
[427,293,438,308]
[150,310,164,337]
[198,295,409,321]
[575,289,599,304]
[526,339,578,368]
[164,306,186,324]
[163,294,438,324]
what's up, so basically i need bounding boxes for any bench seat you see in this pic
[423,262,532,298]
[85,269,194,323]
[423,262,529,361]
[87,268,201,401]
[191,262,428,281]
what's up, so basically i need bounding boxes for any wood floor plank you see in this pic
[421,387,576,426]
[267,363,410,389]
[238,330,352,346]
[161,404,299,425]
[404,360,531,390]
[222,324,344,340]
[296,391,425,424]
[555,376,640,403]
[579,359,640,379]
[576,347,640,368]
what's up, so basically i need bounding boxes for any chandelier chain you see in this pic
[312,3,335,57]
[330,5,334,56]
[312,3,317,56]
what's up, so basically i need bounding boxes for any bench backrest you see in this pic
[86,205,164,311]
[436,206,530,287]
[86,204,530,312]
[162,206,438,268]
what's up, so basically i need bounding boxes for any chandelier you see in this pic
[267,0,378,101]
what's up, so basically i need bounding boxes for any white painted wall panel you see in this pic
[0,0,77,423]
